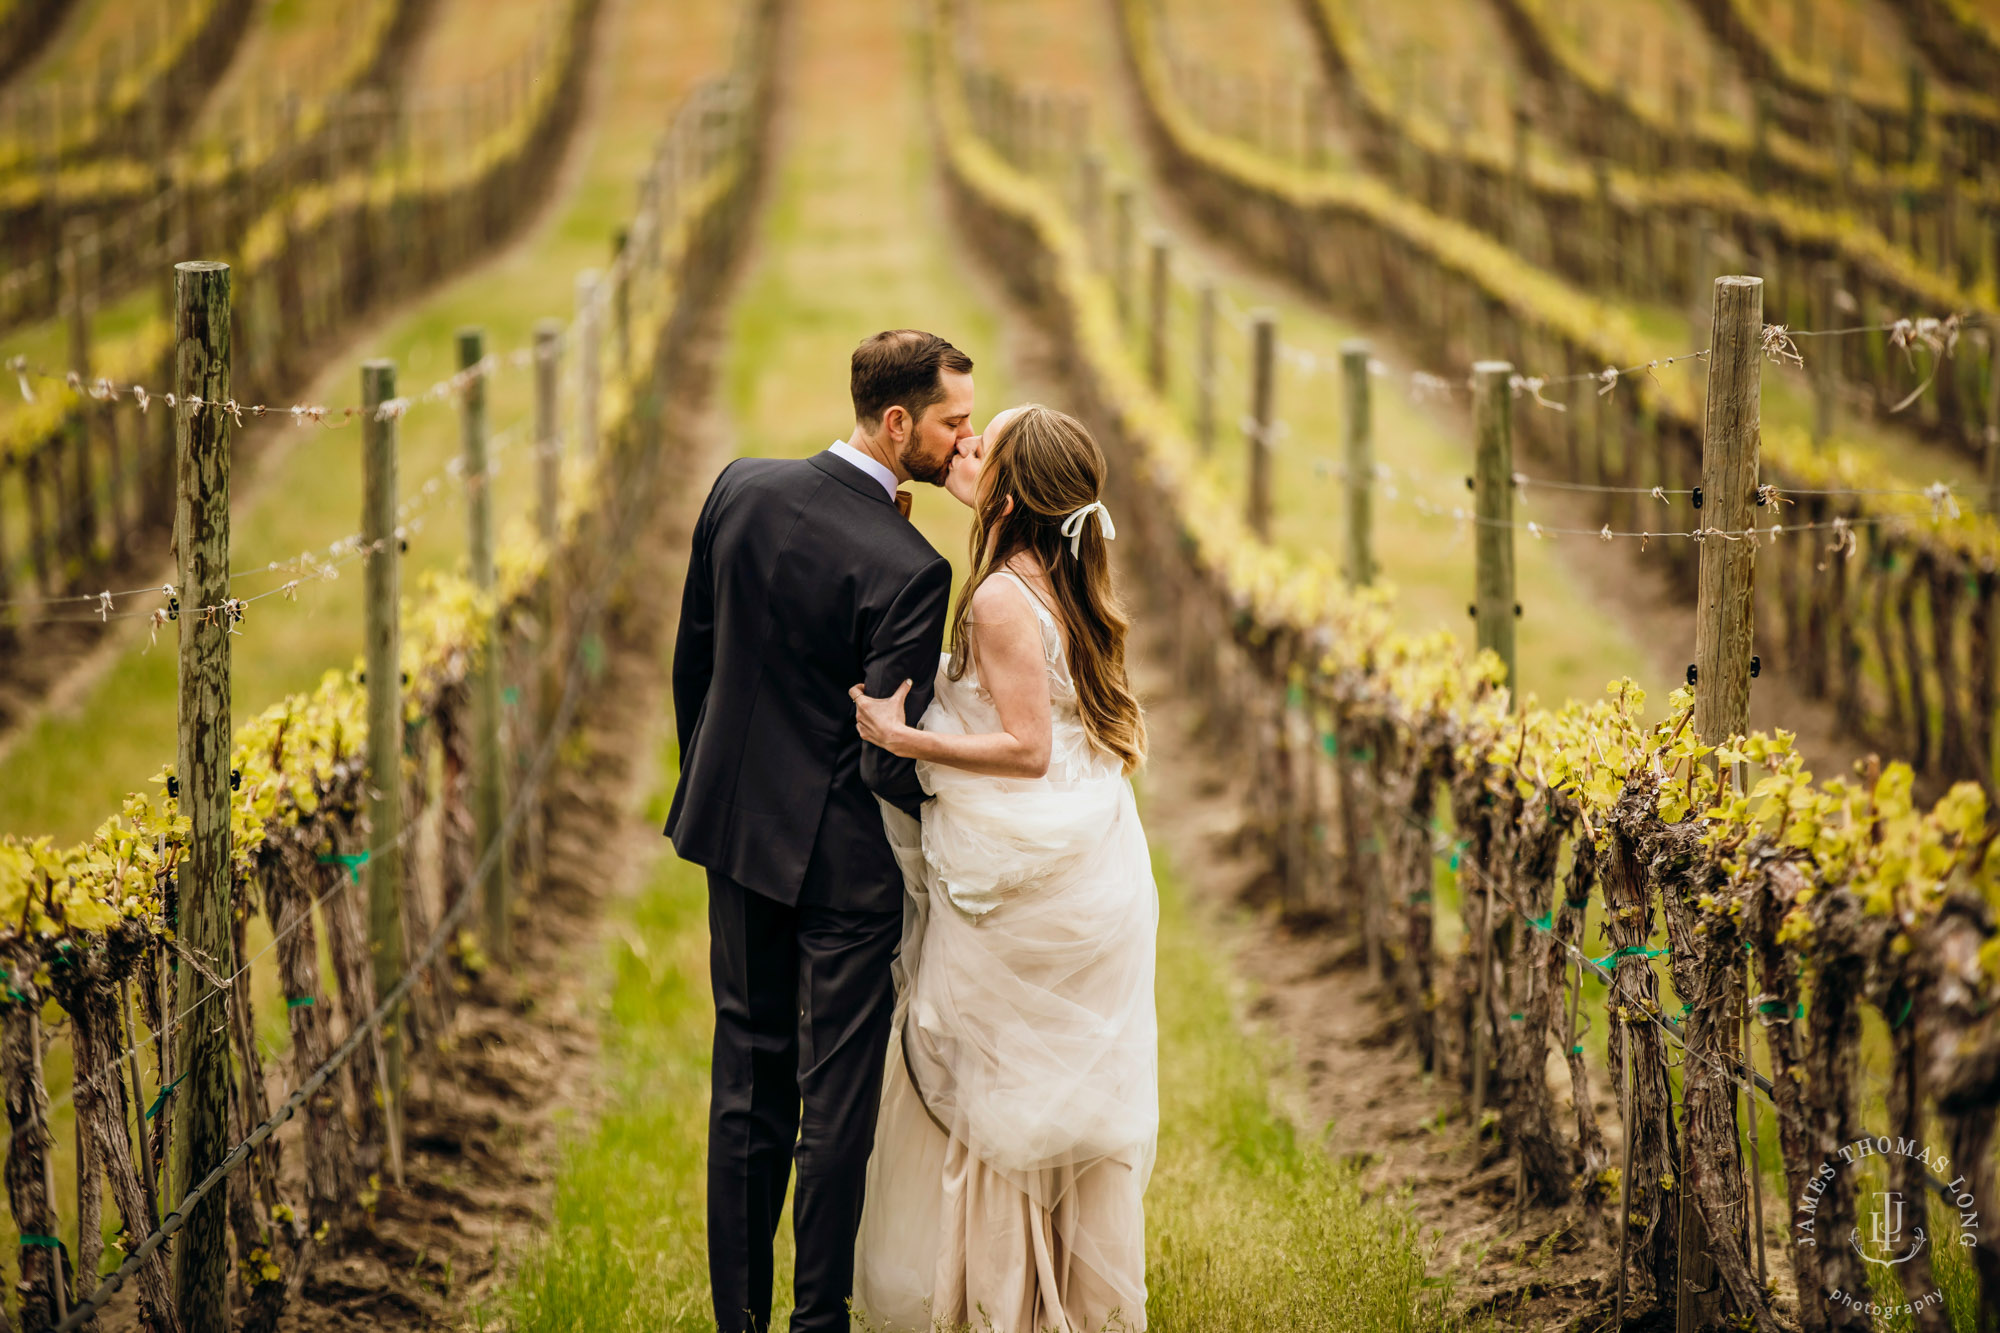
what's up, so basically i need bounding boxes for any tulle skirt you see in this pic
[854,767,1158,1333]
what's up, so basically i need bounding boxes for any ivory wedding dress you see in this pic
[854,571,1158,1333]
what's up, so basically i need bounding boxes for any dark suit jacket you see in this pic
[665,449,952,911]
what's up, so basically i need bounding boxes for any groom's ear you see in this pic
[879,404,910,443]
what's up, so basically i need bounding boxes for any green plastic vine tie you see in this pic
[144,1071,188,1121]
[1528,911,1553,932]
[1757,1000,1804,1018]
[1321,732,1338,757]
[1508,1012,1524,1022]
[17,1235,61,1249]
[286,996,315,1010]
[1593,945,1666,969]
[1571,1044,1584,1055]
[503,685,520,708]
[1891,994,1914,1029]
[317,850,370,883]
[1409,889,1432,904]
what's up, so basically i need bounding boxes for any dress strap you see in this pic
[991,568,1058,628]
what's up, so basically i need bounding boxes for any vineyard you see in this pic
[0,0,1993,1328]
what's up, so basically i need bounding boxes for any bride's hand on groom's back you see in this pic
[851,679,915,756]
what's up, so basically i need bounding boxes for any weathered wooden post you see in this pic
[1341,340,1374,586]
[1195,282,1217,456]
[1591,159,1613,290]
[61,220,99,563]
[360,358,407,1189]
[1472,361,1517,691]
[1828,75,1854,191]
[1146,233,1170,393]
[575,270,601,461]
[1468,369,1519,1144]
[1985,329,2000,521]
[459,328,513,962]
[610,229,631,379]
[1906,62,1927,166]
[1510,105,1532,253]
[1684,273,1764,1333]
[1812,261,1840,451]
[1247,310,1276,540]
[1750,84,1772,195]
[533,318,563,888]
[1078,150,1104,268]
[1111,184,1136,330]
[171,259,234,1330]
[1687,211,1715,345]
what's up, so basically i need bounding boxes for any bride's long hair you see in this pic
[947,404,1147,773]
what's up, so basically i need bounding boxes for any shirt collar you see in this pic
[827,439,900,502]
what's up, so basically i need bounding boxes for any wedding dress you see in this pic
[854,570,1158,1333]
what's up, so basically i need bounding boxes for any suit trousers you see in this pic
[707,870,902,1333]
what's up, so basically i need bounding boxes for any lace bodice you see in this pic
[923,569,1119,788]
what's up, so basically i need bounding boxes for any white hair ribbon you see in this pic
[1059,501,1116,558]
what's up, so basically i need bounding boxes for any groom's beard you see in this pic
[899,440,952,486]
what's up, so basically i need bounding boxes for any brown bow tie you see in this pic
[894,490,912,520]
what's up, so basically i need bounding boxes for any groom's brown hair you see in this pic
[851,330,973,428]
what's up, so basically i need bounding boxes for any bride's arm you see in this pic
[850,578,1052,779]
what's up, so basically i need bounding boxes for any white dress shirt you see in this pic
[828,439,900,502]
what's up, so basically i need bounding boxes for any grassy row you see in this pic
[492,2,1473,1326]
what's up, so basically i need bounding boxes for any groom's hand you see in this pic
[850,679,914,756]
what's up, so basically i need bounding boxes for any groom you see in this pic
[665,330,975,1332]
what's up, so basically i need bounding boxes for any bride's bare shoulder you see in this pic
[966,571,1039,624]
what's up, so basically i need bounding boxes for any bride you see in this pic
[846,403,1159,1333]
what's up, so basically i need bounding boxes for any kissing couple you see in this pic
[666,330,1159,1332]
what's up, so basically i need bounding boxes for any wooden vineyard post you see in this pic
[1907,62,1927,166]
[611,229,632,380]
[360,359,407,1189]
[1078,150,1104,269]
[1694,276,1762,763]
[533,318,563,889]
[575,270,601,462]
[1687,212,1714,345]
[1111,184,1135,331]
[1812,261,1839,451]
[170,259,234,1331]
[1195,282,1217,455]
[1985,329,2000,521]
[460,328,513,962]
[1146,233,1170,393]
[1472,361,1517,692]
[1685,274,1763,1333]
[1247,310,1276,541]
[1341,339,1374,586]
[61,220,98,563]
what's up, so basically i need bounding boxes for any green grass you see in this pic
[486,752,1474,1332]
[482,833,736,1330]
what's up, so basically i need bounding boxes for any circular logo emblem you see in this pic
[1795,1135,1981,1322]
